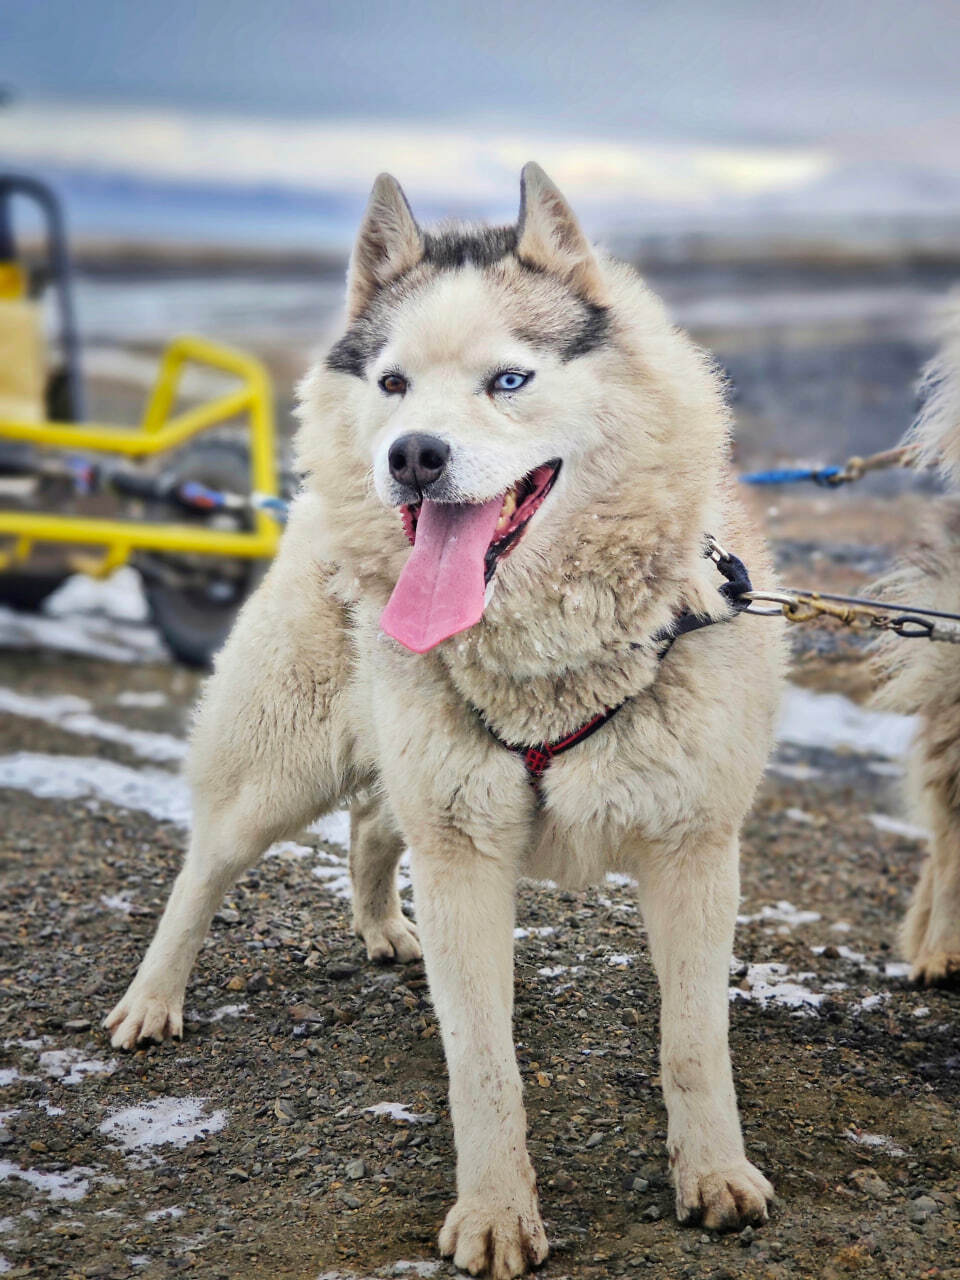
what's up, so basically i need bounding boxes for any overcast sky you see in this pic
[5,0,960,149]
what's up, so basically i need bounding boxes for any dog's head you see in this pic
[299,165,726,656]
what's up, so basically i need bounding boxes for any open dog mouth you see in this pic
[381,459,562,653]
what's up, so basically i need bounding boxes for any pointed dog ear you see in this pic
[347,174,422,320]
[516,162,608,307]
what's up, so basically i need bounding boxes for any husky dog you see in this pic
[105,165,784,1277]
[874,299,960,988]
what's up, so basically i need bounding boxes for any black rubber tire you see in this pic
[141,438,267,669]
[0,571,70,612]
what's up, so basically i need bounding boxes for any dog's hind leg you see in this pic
[638,832,774,1232]
[103,499,361,1048]
[349,791,421,963]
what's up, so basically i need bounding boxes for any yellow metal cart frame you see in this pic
[0,333,281,578]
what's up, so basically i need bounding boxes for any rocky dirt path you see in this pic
[0,509,958,1280]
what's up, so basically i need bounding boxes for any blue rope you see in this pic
[740,465,843,487]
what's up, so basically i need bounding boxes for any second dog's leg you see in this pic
[349,791,421,963]
[638,833,773,1231]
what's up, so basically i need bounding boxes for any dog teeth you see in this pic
[496,490,518,533]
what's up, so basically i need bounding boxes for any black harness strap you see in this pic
[477,539,754,800]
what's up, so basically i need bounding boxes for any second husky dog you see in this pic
[105,165,784,1278]
[875,298,960,987]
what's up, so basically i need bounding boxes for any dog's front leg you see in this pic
[410,835,548,1280]
[638,833,774,1231]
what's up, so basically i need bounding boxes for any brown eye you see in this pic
[378,372,407,396]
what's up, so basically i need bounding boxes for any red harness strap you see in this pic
[485,703,625,798]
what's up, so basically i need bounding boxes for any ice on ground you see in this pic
[884,961,912,979]
[364,1103,436,1124]
[45,568,149,623]
[0,687,185,763]
[39,1048,116,1085]
[869,813,929,842]
[310,810,352,847]
[606,953,635,966]
[513,926,556,940]
[738,900,821,928]
[778,686,915,759]
[115,690,168,709]
[191,1004,248,1023]
[785,807,814,824]
[0,751,351,865]
[100,1097,227,1150]
[100,892,135,914]
[145,1206,184,1222]
[0,752,193,826]
[0,605,166,665]
[0,1161,93,1202]
[767,760,822,781]
[852,992,891,1014]
[730,962,827,1013]
[812,944,869,964]
[0,1072,20,1088]
[845,1130,908,1158]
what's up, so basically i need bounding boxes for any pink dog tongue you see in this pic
[381,497,503,653]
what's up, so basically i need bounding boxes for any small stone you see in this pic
[247,972,269,992]
[287,1003,325,1023]
[63,1018,91,1032]
[849,1169,891,1200]
[345,1158,366,1180]
[274,1098,297,1124]
[739,1225,755,1247]
[338,1191,361,1209]
[585,1132,604,1149]
[215,908,241,925]
[630,1176,649,1193]
[908,1195,939,1223]
[329,963,359,980]
[29,1140,48,1153]
[228,1167,249,1181]
[642,1204,661,1221]
[224,975,246,992]
[622,1008,640,1026]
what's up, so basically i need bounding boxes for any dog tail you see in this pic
[906,292,960,490]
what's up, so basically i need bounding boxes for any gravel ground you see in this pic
[1,501,959,1280]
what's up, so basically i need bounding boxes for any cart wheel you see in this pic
[140,438,268,668]
[0,571,70,612]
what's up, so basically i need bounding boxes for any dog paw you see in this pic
[674,1160,773,1231]
[438,1194,548,1278]
[357,914,422,964]
[910,951,960,987]
[102,988,184,1049]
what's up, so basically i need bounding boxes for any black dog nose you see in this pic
[388,433,450,490]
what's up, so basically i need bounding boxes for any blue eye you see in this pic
[490,370,533,393]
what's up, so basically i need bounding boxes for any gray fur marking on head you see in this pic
[326,223,610,378]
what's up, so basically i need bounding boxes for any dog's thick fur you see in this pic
[105,165,784,1278]
[874,296,960,988]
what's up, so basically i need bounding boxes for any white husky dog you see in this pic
[105,165,784,1278]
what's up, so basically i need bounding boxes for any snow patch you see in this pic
[852,992,890,1014]
[884,961,912,979]
[192,1004,248,1024]
[46,568,149,623]
[869,814,929,842]
[778,686,915,759]
[145,1206,184,1222]
[738,901,821,928]
[513,926,556,940]
[606,953,635,967]
[0,1161,93,1202]
[100,1097,227,1150]
[364,1102,435,1124]
[785,808,814,824]
[730,962,827,1013]
[844,1130,908,1158]
[0,687,185,762]
[39,1048,116,1085]
[114,691,168,708]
